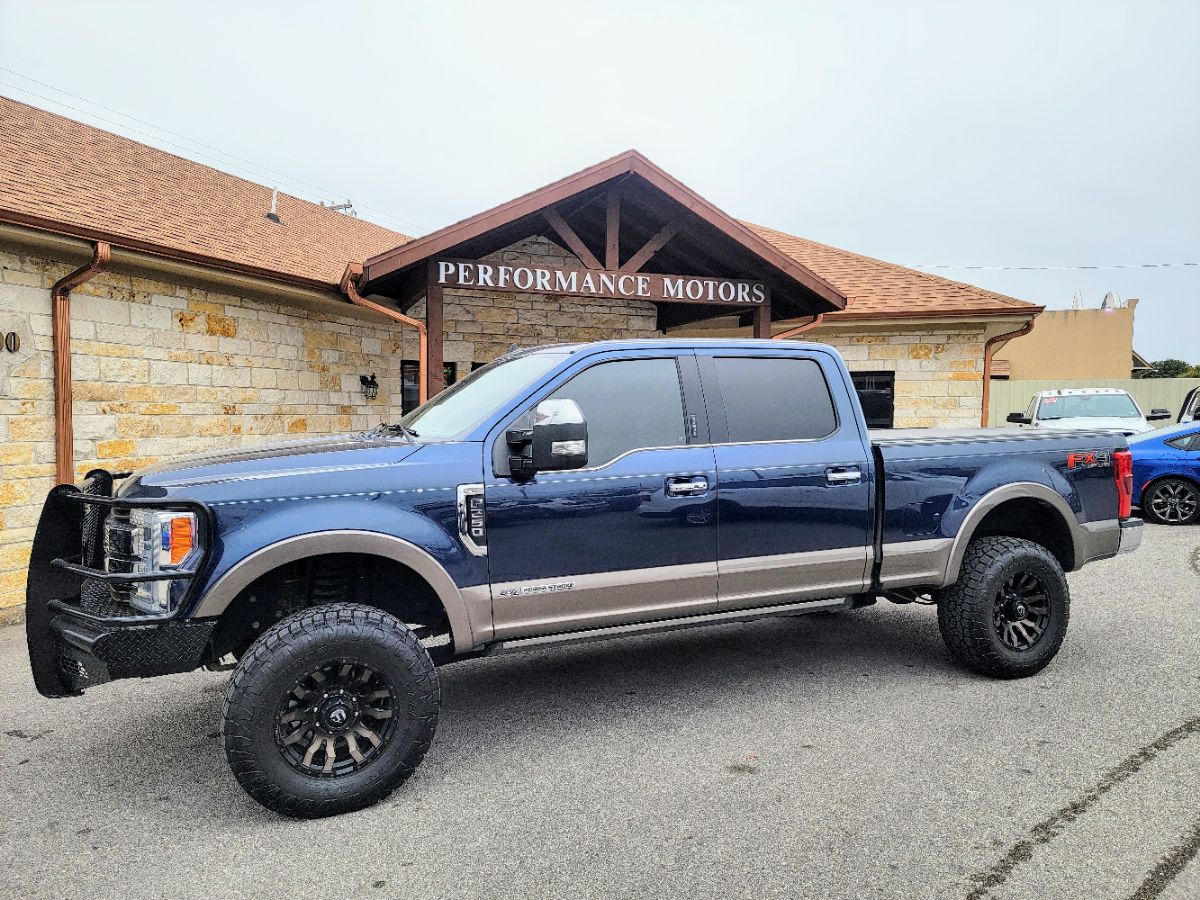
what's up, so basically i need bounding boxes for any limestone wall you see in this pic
[814,325,986,428]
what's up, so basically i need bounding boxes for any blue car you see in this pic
[1129,422,1200,525]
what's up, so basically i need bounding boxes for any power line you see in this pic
[907,262,1199,272]
[0,67,428,235]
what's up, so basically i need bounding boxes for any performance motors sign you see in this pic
[434,259,768,306]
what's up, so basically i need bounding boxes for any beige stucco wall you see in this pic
[994,301,1137,380]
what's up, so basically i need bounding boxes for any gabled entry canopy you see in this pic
[360,150,846,331]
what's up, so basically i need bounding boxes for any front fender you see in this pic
[188,498,486,654]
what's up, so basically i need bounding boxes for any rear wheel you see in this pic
[1142,478,1199,525]
[937,536,1069,678]
[222,603,440,818]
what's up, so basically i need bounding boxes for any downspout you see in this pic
[340,264,428,406]
[51,241,110,484]
[772,313,825,340]
[980,319,1036,427]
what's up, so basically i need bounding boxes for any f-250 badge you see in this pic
[1066,449,1110,469]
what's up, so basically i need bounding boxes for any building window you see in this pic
[850,371,895,429]
[400,361,458,414]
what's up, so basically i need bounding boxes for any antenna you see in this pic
[1101,291,1123,311]
[1071,290,1083,309]
[321,200,358,217]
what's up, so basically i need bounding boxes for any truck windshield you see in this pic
[1038,394,1141,420]
[398,352,568,440]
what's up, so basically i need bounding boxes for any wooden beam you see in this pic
[543,206,602,270]
[753,298,772,338]
[605,188,620,270]
[425,261,446,398]
[620,221,678,273]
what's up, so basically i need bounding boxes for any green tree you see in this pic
[1135,358,1200,379]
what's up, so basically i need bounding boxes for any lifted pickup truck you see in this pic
[26,339,1142,817]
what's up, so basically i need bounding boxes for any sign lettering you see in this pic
[434,259,767,307]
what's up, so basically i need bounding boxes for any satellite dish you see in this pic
[1101,291,1122,310]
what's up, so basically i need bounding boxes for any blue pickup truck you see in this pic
[26,339,1142,817]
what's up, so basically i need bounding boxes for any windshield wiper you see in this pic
[364,422,420,443]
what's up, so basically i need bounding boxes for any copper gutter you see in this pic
[0,208,335,293]
[772,313,825,340]
[980,319,1036,427]
[340,264,428,406]
[51,241,111,484]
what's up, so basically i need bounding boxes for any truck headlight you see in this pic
[107,509,202,614]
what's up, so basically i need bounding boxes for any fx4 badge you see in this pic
[1066,449,1110,469]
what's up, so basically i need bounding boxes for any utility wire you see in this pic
[0,67,428,235]
[907,261,1199,271]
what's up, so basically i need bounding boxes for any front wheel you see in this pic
[937,536,1070,679]
[222,603,440,818]
[1141,478,1200,525]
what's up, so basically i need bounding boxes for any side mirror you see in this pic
[507,399,588,478]
[1006,412,1031,424]
[1147,409,1172,421]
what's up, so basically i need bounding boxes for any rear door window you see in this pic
[713,357,837,442]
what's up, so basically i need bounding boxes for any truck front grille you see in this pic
[102,506,137,605]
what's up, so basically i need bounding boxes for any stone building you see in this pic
[0,97,1041,620]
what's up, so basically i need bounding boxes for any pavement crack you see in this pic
[964,715,1200,900]
[1127,818,1200,900]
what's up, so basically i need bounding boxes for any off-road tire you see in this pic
[937,536,1070,679]
[1140,478,1200,525]
[222,603,440,818]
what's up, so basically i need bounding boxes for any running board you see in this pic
[484,596,851,657]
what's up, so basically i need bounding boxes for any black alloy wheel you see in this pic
[938,536,1070,679]
[275,660,399,778]
[223,603,440,818]
[1143,478,1200,525]
[992,572,1051,651]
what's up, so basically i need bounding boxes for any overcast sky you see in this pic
[2,1,1197,359]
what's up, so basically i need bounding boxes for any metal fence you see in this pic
[987,378,1200,426]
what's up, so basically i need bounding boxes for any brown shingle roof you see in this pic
[745,222,1040,320]
[0,95,1038,321]
[0,96,409,287]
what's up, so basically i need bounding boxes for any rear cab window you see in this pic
[712,356,838,442]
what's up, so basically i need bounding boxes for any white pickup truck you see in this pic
[1007,388,1173,436]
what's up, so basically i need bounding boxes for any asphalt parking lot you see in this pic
[1,524,1197,900]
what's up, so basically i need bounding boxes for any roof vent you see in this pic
[265,188,282,225]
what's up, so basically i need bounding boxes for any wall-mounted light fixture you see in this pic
[359,373,379,401]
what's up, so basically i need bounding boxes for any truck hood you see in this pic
[1034,417,1151,435]
[122,433,426,490]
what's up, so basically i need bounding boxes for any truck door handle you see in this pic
[826,466,862,485]
[665,476,709,497]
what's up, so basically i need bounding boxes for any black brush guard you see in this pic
[25,471,216,698]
